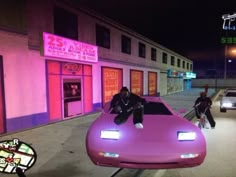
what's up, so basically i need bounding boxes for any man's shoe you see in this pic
[135,123,143,129]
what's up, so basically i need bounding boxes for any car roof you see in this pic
[224,90,236,94]
[224,88,236,93]
[102,96,171,113]
[142,96,163,102]
[224,90,236,97]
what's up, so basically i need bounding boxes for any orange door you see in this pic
[102,67,123,105]
[148,71,158,96]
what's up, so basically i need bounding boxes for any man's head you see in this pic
[200,92,207,97]
[120,87,129,97]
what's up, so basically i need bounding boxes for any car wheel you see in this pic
[220,108,226,112]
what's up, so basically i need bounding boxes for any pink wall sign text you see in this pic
[43,32,98,63]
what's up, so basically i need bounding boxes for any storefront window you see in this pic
[102,67,123,104]
[148,71,158,96]
[130,70,143,96]
[63,81,81,102]
[47,60,93,120]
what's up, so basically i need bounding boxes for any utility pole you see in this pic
[224,44,228,80]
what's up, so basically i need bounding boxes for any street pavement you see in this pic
[0,88,216,177]
[139,89,236,177]
[161,88,216,117]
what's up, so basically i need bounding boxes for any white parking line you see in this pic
[212,89,223,102]
[153,169,166,177]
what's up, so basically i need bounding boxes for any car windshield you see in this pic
[106,101,173,115]
[143,102,173,115]
[225,92,236,97]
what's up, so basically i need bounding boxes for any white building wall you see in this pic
[0,30,46,118]
[160,73,168,96]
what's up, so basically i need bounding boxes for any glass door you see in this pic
[63,77,83,118]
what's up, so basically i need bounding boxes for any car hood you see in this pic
[87,113,205,154]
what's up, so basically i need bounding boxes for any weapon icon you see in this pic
[222,13,236,30]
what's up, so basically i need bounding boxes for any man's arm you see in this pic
[207,97,212,106]
[131,93,146,105]
[194,97,201,106]
[110,94,119,109]
[139,97,147,104]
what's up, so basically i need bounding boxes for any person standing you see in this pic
[194,92,216,128]
[204,84,209,94]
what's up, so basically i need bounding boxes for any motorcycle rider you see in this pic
[194,91,216,128]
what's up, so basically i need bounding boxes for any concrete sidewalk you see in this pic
[161,88,215,115]
[0,88,216,177]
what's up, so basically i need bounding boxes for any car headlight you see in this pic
[177,131,196,141]
[222,102,232,108]
[180,153,199,159]
[101,130,120,140]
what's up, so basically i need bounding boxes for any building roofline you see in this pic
[57,0,192,62]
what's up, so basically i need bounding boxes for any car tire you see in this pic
[220,108,226,112]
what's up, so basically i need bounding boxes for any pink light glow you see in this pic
[48,75,62,120]
[47,61,62,120]
[43,32,98,63]
[84,76,93,112]
[0,61,4,133]
[83,65,93,112]
[231,49,236,54]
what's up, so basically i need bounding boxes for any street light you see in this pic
[232,49,236,54]
[224,45,228,79]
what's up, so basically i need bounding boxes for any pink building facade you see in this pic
[0,0,192,134]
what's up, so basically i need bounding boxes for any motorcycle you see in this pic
[194,103,211,130]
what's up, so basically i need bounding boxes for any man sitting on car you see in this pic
[110,87,146,129]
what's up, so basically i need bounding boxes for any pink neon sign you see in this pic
[43,32,98,63]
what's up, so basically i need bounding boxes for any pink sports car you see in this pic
[86,96,206,169]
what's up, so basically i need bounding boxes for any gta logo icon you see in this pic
[222,13,236,30]
[0,138,37,174]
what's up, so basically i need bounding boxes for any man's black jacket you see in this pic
[110,92,146,111]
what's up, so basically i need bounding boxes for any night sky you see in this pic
[76,0,236,76]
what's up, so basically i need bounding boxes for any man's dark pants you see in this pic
[114,107,144,125]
